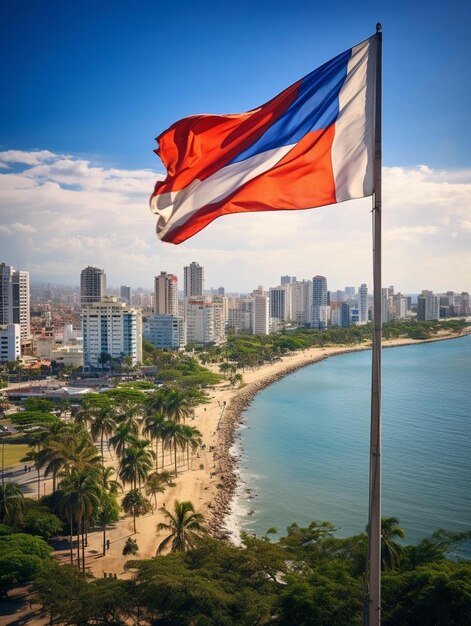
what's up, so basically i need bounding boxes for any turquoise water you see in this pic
[234,335,471,557]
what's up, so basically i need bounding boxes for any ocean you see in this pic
[229,334,471,558]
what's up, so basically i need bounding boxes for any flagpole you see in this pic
[367,23,382,626]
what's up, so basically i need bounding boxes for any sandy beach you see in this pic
[46,329,468,577]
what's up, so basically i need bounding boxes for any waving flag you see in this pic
[151,35,377,244]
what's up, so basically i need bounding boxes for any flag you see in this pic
[150,35,377,244]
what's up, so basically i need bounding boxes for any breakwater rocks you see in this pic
[206,348,360,537]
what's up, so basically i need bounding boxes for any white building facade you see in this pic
[0,263,30,341]
[0,323,21,362]
[186,300,216,346]
[81,297,142,369]
[144,315,185,350]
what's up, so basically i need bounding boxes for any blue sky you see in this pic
[0,0,470,292]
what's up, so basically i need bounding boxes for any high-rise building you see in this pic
[0,263,30,340]
[81,297,142,369]
[0,323,21,362]
[280,275,296,285]
[345,286,356,297]
[290,280,312,326]
[252,293,270,335]
[211,299,227,344]
[269,286,289,321]
[312,275,328,328]
[185,300,215,345]
[381,288,389,323]
[80,266,106,305]
[184,262,204,298]
[341,302,351,327]
[391,293,407,320]
[358,283,368,325]
[417,290,439,321]
[459,292,469,317]
[120,285,131,304]
[143,315,185,350]
[330,304,342,327]
[154,272,179,315]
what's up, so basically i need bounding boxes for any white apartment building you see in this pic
[330,305,342,327]
[0,323,21,362]
[211,295,229,326]
[357,283,369,325]
[211,299,227,344]
[252,293,269,335]
[391,293,407,320]
[318,305,330,329]
[143,315,185,350]
[154,272,179,316]
[290,280,312,326]
[381,288,389,323]
[186,300,216,346]
[227,297,253,334]
[417,290,439,321]
[81,297,142,369]
[0,263,30,341]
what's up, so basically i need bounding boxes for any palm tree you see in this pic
[381,516,406,570]
[100,466,121,495]
[166,388,194,424]
[118,444,153,491]
[89,407,116,461]
[163,422,188,476]
[0,481,24,526]
[144,470,174,509]
[109,423,138,460]
[71,404,93,430]
[122,488,152,533]
[156,500,205,554]
[180,424,202,469]
[37,430,101,490]
[144,388,168,418]
[142,413,167,470]
[58,467,101,571]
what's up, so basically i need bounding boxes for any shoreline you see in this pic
[10,330,467,576]
[207,330,471,538]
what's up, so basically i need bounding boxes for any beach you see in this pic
[54,328,466,577]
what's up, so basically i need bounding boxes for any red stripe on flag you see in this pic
[161,125,336,244]
[153,81,301,195]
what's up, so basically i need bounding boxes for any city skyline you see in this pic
[1,2,470,293]
[23,269,471,300]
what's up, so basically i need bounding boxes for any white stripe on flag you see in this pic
[331,36,376,202]
[151,144,294,239]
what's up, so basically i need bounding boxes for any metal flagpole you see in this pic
[366,23,383,626]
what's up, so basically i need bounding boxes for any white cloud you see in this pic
[0,150,470,294]
[0,150,57,165]
[0,222,37,235]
